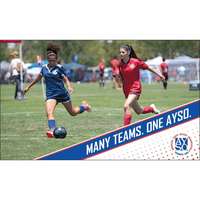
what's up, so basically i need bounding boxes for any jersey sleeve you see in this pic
[138,60,149,70]
[59,66,67,78]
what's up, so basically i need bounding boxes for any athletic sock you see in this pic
[123,114,132,125]
[79,105,85,113]
[165,82,167,89]
[48,119,56,130]
[142,106,154,114]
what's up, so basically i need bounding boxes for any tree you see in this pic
[1,40,199,64]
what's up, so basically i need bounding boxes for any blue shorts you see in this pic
[46,92,71,103]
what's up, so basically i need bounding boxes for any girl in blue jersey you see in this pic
[24,44,91,138]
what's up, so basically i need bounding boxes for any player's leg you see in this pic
[62,100,91,116]
[162,80,165,89]
[129,94,143,115]
[164,81,167,89]
[112,76,115,89]
[14,77,18,99]
[99,73,102,87]
[162,74,168,89]
[16,76,21,99]
[101,75,103,87]
[123,94,138,125]
[102,73,105,87]
[164,74,168,89]
[131,98,160,115]
[45,99,57,137]
[162,79,167,89]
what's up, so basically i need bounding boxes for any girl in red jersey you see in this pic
[116,45,165,126]
[98,58,105,87]
[110,56,122,89]
[159,57,169,89]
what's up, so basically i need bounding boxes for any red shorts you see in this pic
[163,73,168,81]
[99,70,104,77]
[112,71,119,76]
[124,89,141,99]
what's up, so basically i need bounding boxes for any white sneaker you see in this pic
[150,104,160,114]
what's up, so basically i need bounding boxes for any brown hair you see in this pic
[120,45,139,59]
[47,43,60,58]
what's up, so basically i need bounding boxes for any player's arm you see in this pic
[114,74,122,88]
[147,66,165,81]
[24,74,42,94]
[10,61,17,76]
[159,64,162,74]
[63,76,73,94]
[114,66,122,88]
[139,60,165,81]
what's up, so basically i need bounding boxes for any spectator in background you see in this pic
[110,56,121,89]
[36,55,43,66]
[159,57,169,89]
[10,51,25,100]
[177,65,186,82]
[98,57,105,87]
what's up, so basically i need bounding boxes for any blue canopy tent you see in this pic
[27,60,48,69]
[27,61,87,82]
[63,62,86,82]
[26,61,48,82]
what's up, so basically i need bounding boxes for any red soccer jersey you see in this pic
[119,58,149,98]
[160,62,168,74]
[98,62,105,72]
[110,58,120,75]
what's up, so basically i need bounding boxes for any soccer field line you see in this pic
[1,111,44,115]
[72,93,121,97]
[0,136,43,139]
[0,107,124,115]
[1,106,171,116]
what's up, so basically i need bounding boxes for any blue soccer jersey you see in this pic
[40,64,70,101]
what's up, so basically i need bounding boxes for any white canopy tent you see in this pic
[168,56,199,82]
[144,56,164,84]
[145,55,199,82]
[145,56,164,67]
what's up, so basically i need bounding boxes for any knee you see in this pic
[124,103,131,112]
[47,111,54,118]
[132,104,143,115]
[68,110,77,116]
[134,106,143,115]
[135,109,142,115]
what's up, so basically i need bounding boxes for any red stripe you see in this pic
[0,40,22,43]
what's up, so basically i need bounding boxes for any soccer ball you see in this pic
[53,127,67,139]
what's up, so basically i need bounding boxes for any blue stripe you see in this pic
[38,100,200,160]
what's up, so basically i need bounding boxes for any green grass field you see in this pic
[0,81,199,160]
